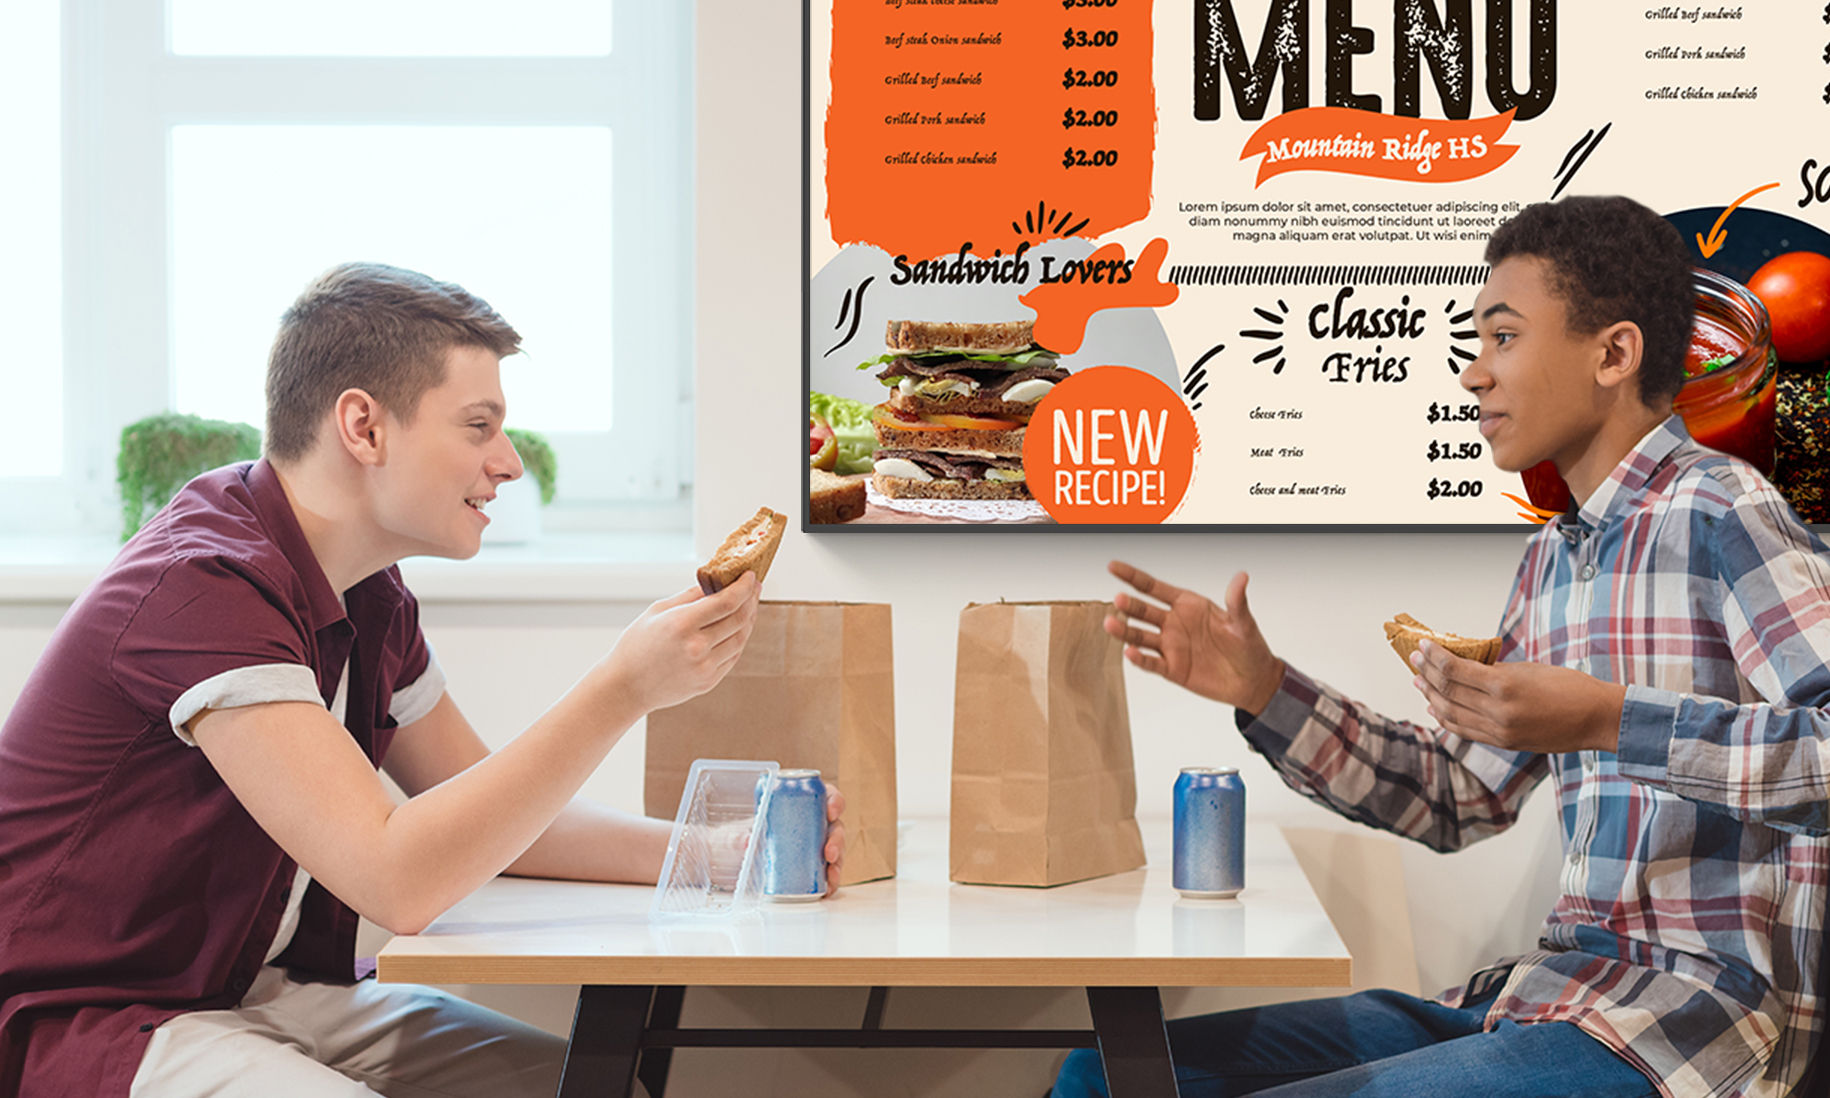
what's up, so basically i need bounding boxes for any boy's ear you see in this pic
[333,388,386,466]
[1594,320,1644,394]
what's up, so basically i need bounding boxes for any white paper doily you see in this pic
[866,481,1048,523]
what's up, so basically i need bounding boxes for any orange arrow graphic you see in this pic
[1697,182,1780,258]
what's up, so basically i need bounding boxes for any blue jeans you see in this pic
[1052,989,1656,1098]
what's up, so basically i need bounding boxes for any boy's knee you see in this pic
[1053,1048,1108,1098]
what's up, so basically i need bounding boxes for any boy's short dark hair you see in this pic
[264,263,522,462]
[1484,196,1694,405]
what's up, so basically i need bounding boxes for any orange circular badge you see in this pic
[1023,365,1198,524]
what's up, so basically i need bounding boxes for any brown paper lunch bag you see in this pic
[949,599,1146,887]
[643,600,897,885]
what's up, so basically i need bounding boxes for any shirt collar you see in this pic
[246,458,351,631]
[1561,415,1688,544]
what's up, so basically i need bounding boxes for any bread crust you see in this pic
[697,507,785,594]
[809,469,866,524]
[871,472,1032,501]
[872,418,1025,454]
[886,388,1040,421]
[885,319,1035,355]
[1382,612,1501,669]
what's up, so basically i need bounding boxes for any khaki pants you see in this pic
[130,965,572,1098]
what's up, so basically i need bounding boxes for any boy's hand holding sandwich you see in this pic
[598,574,761,716]
[1409,638,1626,755]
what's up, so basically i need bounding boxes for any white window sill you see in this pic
[0,530,695,604]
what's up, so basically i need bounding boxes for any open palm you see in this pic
[1105,561,1283,713]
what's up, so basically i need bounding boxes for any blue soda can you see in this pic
[757,769,828,901]
[1173,767,1245,899]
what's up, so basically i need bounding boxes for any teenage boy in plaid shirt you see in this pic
[1058,196,1827,1098]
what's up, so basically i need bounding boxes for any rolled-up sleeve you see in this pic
[388,644,446,728]
[1613,475,1830,835]
[111,554,323,745]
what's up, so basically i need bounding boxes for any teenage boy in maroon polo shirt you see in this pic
[0,263,845,1097]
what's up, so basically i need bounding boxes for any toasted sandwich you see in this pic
[861,320,1065,501]
[1382,613,1501,670]
[863,319,1067,420]
[697,507,785,594]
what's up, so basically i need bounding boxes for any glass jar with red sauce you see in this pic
[1673,268,1777,475]
[1520,268,1779,513]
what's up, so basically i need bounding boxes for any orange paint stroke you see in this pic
[825,2,1156,260]
[1696,182,1781,258]
[1241,108,1517,187]
[1501,491,1557,524]
[1019,238,1178,355]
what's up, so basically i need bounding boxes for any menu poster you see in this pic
[803,0,1830,529]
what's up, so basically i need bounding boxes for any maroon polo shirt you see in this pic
[0,460,437,1097]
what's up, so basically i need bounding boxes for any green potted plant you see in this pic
[487,427,559,544]
[116,413,262,540]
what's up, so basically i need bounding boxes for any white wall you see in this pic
[0,1,1570,1091]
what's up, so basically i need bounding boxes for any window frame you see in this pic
[4,0,693,538]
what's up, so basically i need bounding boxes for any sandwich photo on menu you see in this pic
[863,319,1067,501]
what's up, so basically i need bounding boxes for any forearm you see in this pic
[373,673,649,930]
[1243,663,1544,852]
[504,800,671,884]
[1617,686,1830,834]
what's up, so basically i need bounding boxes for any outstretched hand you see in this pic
[1105,561,1284,714]
[1410,639,1625,754]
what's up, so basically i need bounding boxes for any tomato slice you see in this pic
[925,412,1022,431]
[808,415,834,455]
[873,404,1021,433]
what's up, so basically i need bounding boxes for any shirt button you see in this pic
[1579,563,1597,581]
[232,977,249,992]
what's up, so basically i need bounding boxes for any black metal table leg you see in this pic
[861,986,890,1030]
[1085,987,1179,1098]
[637,987,687,1098]
[558,985,653,1098]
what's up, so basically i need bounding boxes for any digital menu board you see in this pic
[804,0,1830,528]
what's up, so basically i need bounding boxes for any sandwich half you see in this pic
[1382,612,1501,670]
[697,507,786,594]
[809,468,867,524]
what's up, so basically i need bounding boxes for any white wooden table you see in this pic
[378,818,1350,1097]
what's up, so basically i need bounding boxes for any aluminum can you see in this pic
[1173,767,1245,898]
[757,769,828,901]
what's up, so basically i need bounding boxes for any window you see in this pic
[1,0,62,482]
[168,0,614,57]
[2,0,691,539]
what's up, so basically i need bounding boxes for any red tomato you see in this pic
[808,415,833,456]
[809,415,837,470]
[1747,251,1830,363]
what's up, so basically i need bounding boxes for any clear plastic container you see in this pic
[650,758,779,923]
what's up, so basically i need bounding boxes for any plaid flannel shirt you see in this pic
[1241,417,1827,1098]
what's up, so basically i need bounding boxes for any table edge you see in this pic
[376,954,1353,989]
